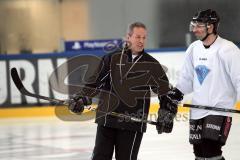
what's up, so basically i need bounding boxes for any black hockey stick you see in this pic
[10,67,68,105]
[183,103,240,114]
[11,67,158,125]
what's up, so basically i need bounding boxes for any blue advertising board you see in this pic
[64,39,123,52]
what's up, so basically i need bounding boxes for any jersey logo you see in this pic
[195,65,210,85]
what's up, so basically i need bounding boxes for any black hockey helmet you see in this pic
[191,9,220,34]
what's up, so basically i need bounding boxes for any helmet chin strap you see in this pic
[200,25,212,41]
[200,33,210,41]
[201,31,215,42]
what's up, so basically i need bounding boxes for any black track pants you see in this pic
[91,125,143,160]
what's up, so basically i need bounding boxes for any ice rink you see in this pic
[0,113,239,160]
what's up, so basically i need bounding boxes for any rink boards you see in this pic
[0,49,239,118]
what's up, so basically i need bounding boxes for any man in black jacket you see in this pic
[68,22,176,160]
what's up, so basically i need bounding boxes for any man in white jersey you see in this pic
[159,9,240,160]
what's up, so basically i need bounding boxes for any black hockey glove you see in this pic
[68,95,92,114]
[156,109,175,134]
[156,88,183,134]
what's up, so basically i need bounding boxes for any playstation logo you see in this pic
[72,42,82,50]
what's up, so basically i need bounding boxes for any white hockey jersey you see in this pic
[176,36,240,119]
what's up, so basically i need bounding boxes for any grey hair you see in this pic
[127,22,147,36]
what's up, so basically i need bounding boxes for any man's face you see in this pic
[127,27,147,54]
[190,21,210,40]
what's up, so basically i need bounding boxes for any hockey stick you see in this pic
[10,67,157,125]
[183,103,240,114]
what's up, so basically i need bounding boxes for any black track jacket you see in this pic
[80,48,170,132]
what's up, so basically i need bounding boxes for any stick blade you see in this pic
[11,67,25,91]
[11,67,65,104]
